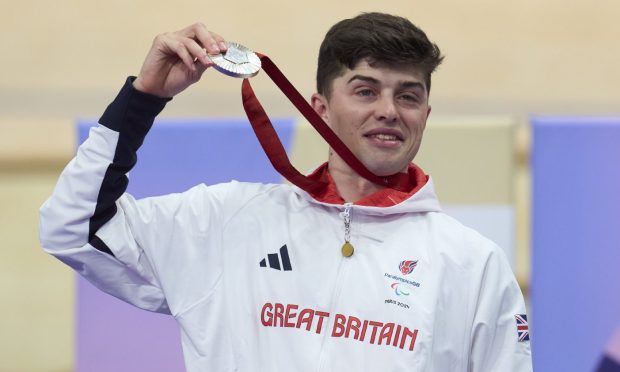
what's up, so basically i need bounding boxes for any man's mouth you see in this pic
[363,131,404,149]
[366,133,402,141]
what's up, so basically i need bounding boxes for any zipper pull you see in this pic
[341,203,354,257]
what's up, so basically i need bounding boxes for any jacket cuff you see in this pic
[99,76,172,133]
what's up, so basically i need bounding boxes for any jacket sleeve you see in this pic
[468,246,533,371]
[39,77,176,313]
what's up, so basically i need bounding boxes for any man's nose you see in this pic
[374,95,398,123]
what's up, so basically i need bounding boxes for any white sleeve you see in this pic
[468,246,533,371]
[39,77,185,314]
[40,78,272,316]
[39,126,171,313]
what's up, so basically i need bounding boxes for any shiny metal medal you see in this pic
[341,242,354,257]
[208,41,261,78]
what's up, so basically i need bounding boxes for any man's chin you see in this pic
[358,152,412,176]
[364,163,409,177]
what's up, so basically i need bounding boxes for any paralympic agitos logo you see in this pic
[391,283,410,296]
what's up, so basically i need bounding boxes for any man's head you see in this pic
[316,12,443,100]
[311,13,444,179]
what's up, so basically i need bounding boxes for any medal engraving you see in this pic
[224,47,249,64]
[209,41,261,78]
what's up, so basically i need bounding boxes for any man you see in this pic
[40,13,532,371]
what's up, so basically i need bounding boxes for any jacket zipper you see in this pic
[316,203,354,372]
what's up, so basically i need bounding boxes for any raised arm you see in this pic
[38,24,228,313]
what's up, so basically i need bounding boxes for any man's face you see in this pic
[312,60,431,177]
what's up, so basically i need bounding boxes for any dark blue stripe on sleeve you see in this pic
[89,77,171,255]
[89,235,114,256]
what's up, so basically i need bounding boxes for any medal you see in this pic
[341,242,354,257]
[208,42,261,78]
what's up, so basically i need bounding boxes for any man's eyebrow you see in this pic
[347,75,380,85]
[347,75,426,93]
[400,81,426,92]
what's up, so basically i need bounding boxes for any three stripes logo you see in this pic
[259,245,292,271]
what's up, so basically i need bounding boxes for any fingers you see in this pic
[151,24,224,72]
[166,23,228,71]
[136,23,227,96]
[150,34,194,72]
[191,23,227,54]
[180,22,227,55]
[176,39,200,71]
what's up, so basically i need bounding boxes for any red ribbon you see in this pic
[241,53,410,194]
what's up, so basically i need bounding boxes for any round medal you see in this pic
[208,42,261,78]
[341,242,354,257]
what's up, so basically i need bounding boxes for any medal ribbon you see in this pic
[241,53,410,194]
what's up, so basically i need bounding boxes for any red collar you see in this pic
[305,163,429,207]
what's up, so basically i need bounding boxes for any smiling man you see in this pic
[39,12,532,372]
[312,60,430,202]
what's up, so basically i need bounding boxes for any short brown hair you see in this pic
[316,12,444,98]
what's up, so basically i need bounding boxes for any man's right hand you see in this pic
[133,23,227,98]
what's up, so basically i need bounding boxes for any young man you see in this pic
[40,13,532,371]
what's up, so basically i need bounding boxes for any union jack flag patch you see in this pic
[515,314,530,342]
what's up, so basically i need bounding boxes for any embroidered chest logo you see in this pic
[259,244,292,271]
[384,259,421,309]
[399,260,418,275]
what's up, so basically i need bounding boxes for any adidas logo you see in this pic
[259,245,292,271]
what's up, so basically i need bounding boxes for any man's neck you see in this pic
[328,163,387,203]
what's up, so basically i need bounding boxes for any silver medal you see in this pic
[208,42,261,78]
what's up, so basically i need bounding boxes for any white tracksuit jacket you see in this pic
[39,78,533,371]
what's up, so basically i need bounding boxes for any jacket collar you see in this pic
[294,163,442,213]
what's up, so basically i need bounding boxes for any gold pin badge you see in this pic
[341,242,354,257]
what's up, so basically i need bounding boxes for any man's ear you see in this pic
[423,105,432,130]
[311,93,329,124]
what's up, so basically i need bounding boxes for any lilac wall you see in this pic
[532,117,620,371]
[77,118,295,371]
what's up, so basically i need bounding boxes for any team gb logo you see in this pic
[399,260,418,275]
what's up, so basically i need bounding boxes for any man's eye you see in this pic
[400,94,419,102]
[356,89,375,97]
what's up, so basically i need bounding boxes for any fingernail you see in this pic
[218,41,227,50]
[209,42,219,52]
